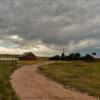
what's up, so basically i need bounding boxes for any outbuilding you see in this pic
[19,52,37,60]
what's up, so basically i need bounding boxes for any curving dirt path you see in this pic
[10,62,97,100]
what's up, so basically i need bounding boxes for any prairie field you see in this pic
[39,61,100,98]
[0,63,19,100]
[18,57,48,66]
[0,55,48,100]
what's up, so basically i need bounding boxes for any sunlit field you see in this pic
[39,61,100,98]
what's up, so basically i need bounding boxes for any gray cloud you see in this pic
[0,0,100,55]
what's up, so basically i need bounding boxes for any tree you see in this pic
[61,49,66,60]
[74,53,81,60]
[92,52,96,55]
[68,53,74,60]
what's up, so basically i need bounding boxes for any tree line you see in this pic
[49,52,95,61]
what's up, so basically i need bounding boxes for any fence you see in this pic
[0,58,18,65]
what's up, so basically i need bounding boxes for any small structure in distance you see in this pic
[19,52,37,60]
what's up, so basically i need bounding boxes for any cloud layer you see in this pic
[0,0,100,56]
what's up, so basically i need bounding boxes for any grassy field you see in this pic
[0,63,19,100]
[0,56,48,100]
[0,60,43,100]
[0,54,20,58]
[39,61,100,98]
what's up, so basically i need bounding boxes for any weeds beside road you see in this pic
[39,61,100,98]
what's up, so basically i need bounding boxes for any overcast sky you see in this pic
[0,0,100,56]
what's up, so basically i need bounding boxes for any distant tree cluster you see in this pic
[49,52,95,61]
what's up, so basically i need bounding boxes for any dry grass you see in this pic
[0,64,19,100]
[39,61,100,98]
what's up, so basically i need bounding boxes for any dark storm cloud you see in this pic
[0,0,100,55]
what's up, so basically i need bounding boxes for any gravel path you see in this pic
[10,62,97,100]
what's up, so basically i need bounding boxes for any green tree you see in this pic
[74,53,81,60]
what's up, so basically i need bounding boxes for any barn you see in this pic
[19,52,37,60]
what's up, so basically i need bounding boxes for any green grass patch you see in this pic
[0,54,20,58]
[0,56,48,100]
[39,61,100,98]
[0,64,19,100]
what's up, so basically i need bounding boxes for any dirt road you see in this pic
[10,62,97,100]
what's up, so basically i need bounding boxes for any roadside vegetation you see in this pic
[0,63,19,100]
[39,61,100,98]
[0,55,48,100]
